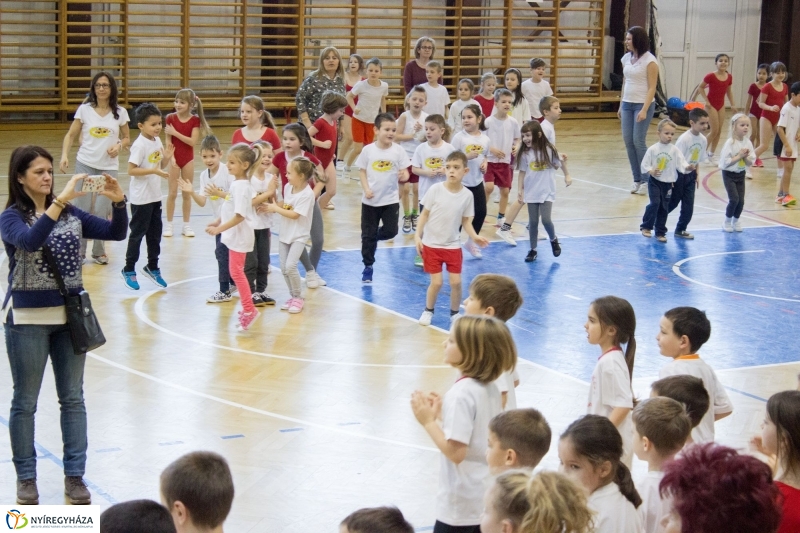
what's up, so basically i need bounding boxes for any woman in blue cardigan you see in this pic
[0,145,128,505]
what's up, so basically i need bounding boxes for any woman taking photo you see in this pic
[296,46,346,129]
[0,145,128,505]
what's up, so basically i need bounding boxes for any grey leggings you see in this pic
[280,240,306,298]
[527,202,555,250]
[299,200,323,273]
[72,161,116,258]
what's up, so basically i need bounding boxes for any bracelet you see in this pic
[51,198,68,209]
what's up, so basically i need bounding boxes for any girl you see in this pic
[339,54,365,169]
[205,143,260,332]
[584,295,636,467]
[718,113,756,230]
[265,158,317,315]
[449,104,489,255]
[410,315,516,533]
[164,88,210,238]
[475,72,497,119]
[745,64,769,149]
[308,91,348,210]
[396,85,429,233]
[755,61,789,172]
[447,79,479,137]
[689,54,738,157]
[504,68,532,126]
[268,123,327,287]
[559,415,642,533]
[232,95,281,151]
[480,471,594,533]
[247,141,276,308]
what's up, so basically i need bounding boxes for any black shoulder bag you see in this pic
[41,246,106,355]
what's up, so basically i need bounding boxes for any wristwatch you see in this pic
[112,195,128,209]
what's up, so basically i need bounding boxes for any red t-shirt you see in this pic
[475,94,494,119]
[703,72,732,111]
[272,150,321,189]
[777,482,800,533]
[313,116,338,168]
[231,127,281,151]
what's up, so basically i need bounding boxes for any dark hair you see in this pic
[283,123,314,153]
[85,71,120,120]
[490,408,552,468]
[445,150,469,168]
[714,53,730,63]
[767,390,800,476]
[757,63,770,75]
[374,112,396,129]
[688,107,709,122]
[517,120,558,170]
[494,87,513,102]
[539,95,559,115]
[365,57,382,70]
[660,444,782,533]
[321,90,348,115]
[591,296,636,383]
[457,78,475,95]
[160,451,234,529]
[100,500,176,533]
[468,273,522,321]
[663,306,711,353]
[530,58,547,70]
[425,114,452,141]
[5,145,59,219]
[561,415,642,508]
[135,102,162,125]
[200,134,221,153]
[651,375,710,429]
[627,26,650,57]
[349,53,365,74]
[341,506,414,533]
[791,81,800,96]
[460,103,486,131]
[504,68,525,107]
[632,397,692,455]
[770,61,787,75]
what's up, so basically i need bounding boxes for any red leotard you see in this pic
[231,127,281,151]
[776,482,800,533]
[344,78,364,118]
[747,83,763,118]
[312,116,338,168]
[475,94,494,118]
[703,72,732,111]
[760,82,789,126]
[166,113,201,168]
[272,150,321,190]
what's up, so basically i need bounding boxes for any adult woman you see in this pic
[0,146,128,505]
[403,36,443,94]
[59,71,130,263]
[618,26,659,195]
[296,47,345,129]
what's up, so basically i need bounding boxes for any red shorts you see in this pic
[422,245,463,274]
[484,162,513,188]
[406,166,419,184]
[351,117,375,144]
[777,156,796,162]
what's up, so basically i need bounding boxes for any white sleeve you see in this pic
[128,141,145,167]
[233,184,250,217]
[355,146,370,170]
[711,372,733,415]
[411,145,424,168]
[601,361,633,409]
[674,146,690,173]
[442,390,476,445]
[641,147,654,173]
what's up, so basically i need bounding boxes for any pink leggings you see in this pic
[229,250,255,314]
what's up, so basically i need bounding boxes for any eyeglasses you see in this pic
[420,46,433,50]
[95,83,111,89]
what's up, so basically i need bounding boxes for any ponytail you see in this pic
[175,88,211,136]
[614,462,642,508]
[591,296,637,386]
[227,142,263,178]
[623,335,636,386]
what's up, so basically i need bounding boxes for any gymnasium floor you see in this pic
[0,119,798,531]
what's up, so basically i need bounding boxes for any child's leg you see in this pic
[401,182,411,214]
[655,184,671,236]
[166,164,180,222]
[502,198,525,227]
[124,204,149,272]
[339,115,354,164]
[318,162,337,208]
[706,106,721,152]
[750,115,760,146]
[281,241,305,298]
[345,142,363,168]
[426,272,443,310]
[468,183,487,234]
[755,117,774,159]
[229,250,255,313]
[498,187,510,216]
[377,203,400,241]
[540,201,556,240]
[640,179,659,230]
[180,162,194,223]
[215,234,231,293]
[244,250,257,292]
[676,172,696,233]
[527,203,541,249]
[448,272,462,313]
[484,181,495,202]
[734,174,746,218]
[361,203,380,266]
[412,183,419,213]
[144,202,163,271]
[780,159,794,196]
[308,201,324,269]
[256,229,271,292]
[721,171,741,218]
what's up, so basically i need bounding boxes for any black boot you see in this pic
[525,249,537,262]
[551,238,561,257]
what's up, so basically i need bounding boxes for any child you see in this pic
[410,315,516,533]
[480,471,594,533]
[657,306,733,444]
[415,151,489,326]
[396,85,429,233]
[668,108,710,239]
[559,415,643,533]
[205,143,260,331]
[178,135,235,303]
[746,64,769,148]
[484,88,521,227]
[308,91,348,210]
[639,119,693,243]
[122,102,174,291]
[689,54,738,157]
[584,295,636,466]
[486,408,551,474]
[474,72,497,119]
[246,141,276,307]
[340,507,414,533]
[522,58,554,122]
[265,157,317,314]
[755,61,789,169]
[164,88,209,238]
[775,82,800,206]
[504,68,531,126]
[232,95,280,149]
[650,375,710,448]
[346,57,389,172]
[339,53,365,169]
[447,78,478,136]
[718,113,755,230]
[356,113,411,283]
[420,60,450,117]
[632,397,692,533]
[101,500,176,533]
[160,451,234,533]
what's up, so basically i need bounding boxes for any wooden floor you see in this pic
[0,118,798,531]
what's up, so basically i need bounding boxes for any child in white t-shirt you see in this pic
[447,78,479,137]
[396,86,429,233]
[521,58,554,121]
[484,89,521,228]
[122,103,174,292]
[718,113,755,230]
[421,61,450,117]
[346,57,389,170]
[776,82,800,206]
[669,108,710,239]
[247,141,277,308]
[411,315,516,532]
[356,113,411,283]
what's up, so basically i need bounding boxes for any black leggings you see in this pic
[465,183,487,234]
[722,170,745,218]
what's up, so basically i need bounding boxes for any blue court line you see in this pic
[95,447,122,453]
[725,387,768,403]
[221,434,245,440]
[279,427,304,433]
[415,527,434,532]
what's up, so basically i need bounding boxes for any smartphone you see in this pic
[81,175,107,193]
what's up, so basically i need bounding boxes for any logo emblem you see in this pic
[6,510,28,530]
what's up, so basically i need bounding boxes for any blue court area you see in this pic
[316,225,800,382]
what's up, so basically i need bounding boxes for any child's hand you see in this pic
[354,107,361,115]
[410,390,436,425]
[205,226,220,236]
[164,124,176,136]
[480,160,488,173]
[687,164,697,172]
[205,184,226,198]
[561,153,568,162]
[413,122,422,132]
[156,168,170,179]
[178,178,194,193]
[651,168,662,177]
[474,236,490,248]
[320,140,332,149]
[256,203,272,215]
[738,148,750,158]
[415,235,423,256]
[466,151,478,160]
[264,203,281,213]
[398,169,410,183]
[163,144,175,161]
[511,144,519,156]
[564,174,573,187]
[786,146,793,157]
[517,190,524,203]
[428,392,442,420]
[490,148,505,159]
[364,187,374,199]
[772,105,780,112]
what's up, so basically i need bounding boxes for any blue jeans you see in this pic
[4,312,88,480]
[640,178,673,237]
[668,171,697,233]
[621,101,655,183]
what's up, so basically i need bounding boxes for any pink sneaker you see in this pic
[288,298,304,314]
[754,158,764,168]
[280,298,293,310]
[237,309,260,331]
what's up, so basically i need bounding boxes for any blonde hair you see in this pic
[657,118,677,132]
[451,315,516,383]
[240,95,277,129]
[289,156,325,184]
[426,60,443,74]
[728,112,749,140]
[174,88,211,136]
[227,142,263,178]
[314,46,345,80]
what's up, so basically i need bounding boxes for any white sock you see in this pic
[778,168,784,178]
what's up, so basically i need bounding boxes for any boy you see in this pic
[485,89,521,227]
[485,408,551,474]
[340,506,414,533]
[521,58,553,121]
[346,57,389,169]
[122,102,174,290]
[416,151,489,326]
[650,374,710,447]
[657,306,733,443]
[421,60,450,117]
[101,499,176,533]
[632,397,692,533]
[640,119,693,243]
[776,81,800,206]
[396,86,429,233]
[356,113,411,283]
[161,451,234,533]
[668,108,710,239]
[179,134,235,303]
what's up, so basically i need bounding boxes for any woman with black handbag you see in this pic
[0,145,127,505]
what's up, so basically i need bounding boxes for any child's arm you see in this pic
[777,126,792,157]
[715,411,732,421]
[744,93,753,115]
[252,189,275,206]
[414,208,430,255]
[725,84,738,112]
[462,216,489,247]
[395,114,413,142]
[690,79,708,103]
[560,156,572,186]
[207,217,221,228]
[206,213,244,236]
[179,177,207,207]
[308,124,332,150]
[410,391,468,464]
[165,123,200,147]
[511,136,521,156]
[640,148,657,177]
[757,92,778,113]
[359,168,373,199]
[608,407,632,428]
[412,165,433,178]
[161,144,175,170]
[347,91,358,114]
[265,202,301,219]
[128,162,168,179]
[380,94,387,114]
[516,170,525,203]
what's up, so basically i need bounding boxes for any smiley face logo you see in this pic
[371,160,393,172]
[89,126,111,138]
[148,150,163,164]
[465,144,484,155]
[424,157,443,169]
[529,160,549,172]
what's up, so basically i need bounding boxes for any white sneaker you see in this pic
[631,182,641,194]
[495,216,505,228]
[419,309,433,326]
[315,273,327,286]
[305,270,319,289]
[733,218,743,232]
[450,313,460,326]
[463,239,482,258]
[495,228,517,246]
[163,224,173,237]
[336,160,345,170]
[636,184,648,195]
[182,225,195,237]
[722,218,733,232]
[745,169,753,179]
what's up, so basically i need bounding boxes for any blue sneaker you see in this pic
[142,266,167,288]
[362,266,373,283]
[120,269,140,291]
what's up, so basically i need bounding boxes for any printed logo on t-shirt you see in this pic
[688,144,702,164]
[424,157,444,169]
[529,160,550,172]
[737,158,746,169]
[465,144,484,155]
[282,202,295,211]
[148,150,163,164]
[656,154,671,171]
[371,160,393,172]
[89,126,112,138]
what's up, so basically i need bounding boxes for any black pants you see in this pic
[640,178,672,237]
[668,170,696,233]
[433,521,480,533]
[215,233,234,292]
[722,170,746,218]
[245,228,271,293]
[361,202,399,266]
[125,201,162,272]
[466,183,487,234]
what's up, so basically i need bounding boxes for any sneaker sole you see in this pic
[120,271,140,291]
[675,235,694,239]
[64,492,91,505]
[16,496,39,505]
[207,298,231,303]
[142,270,167,288]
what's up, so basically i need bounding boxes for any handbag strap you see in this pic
[40,245,69,297]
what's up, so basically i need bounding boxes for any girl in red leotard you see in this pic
[165,88,210,238]
[339,54,364,171]
[745,64,769,149]
[690,54,738,158]
[755,62,789,171]
[308,91,348,210]
[231,95,281,153]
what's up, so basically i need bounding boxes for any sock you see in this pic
[450,310,459,316]
[404,210,410,217]
[501,223,512,231]
[412,209,418,216]
[425,307,434,313]
[498,213,505,218]
[778,168,784,178]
